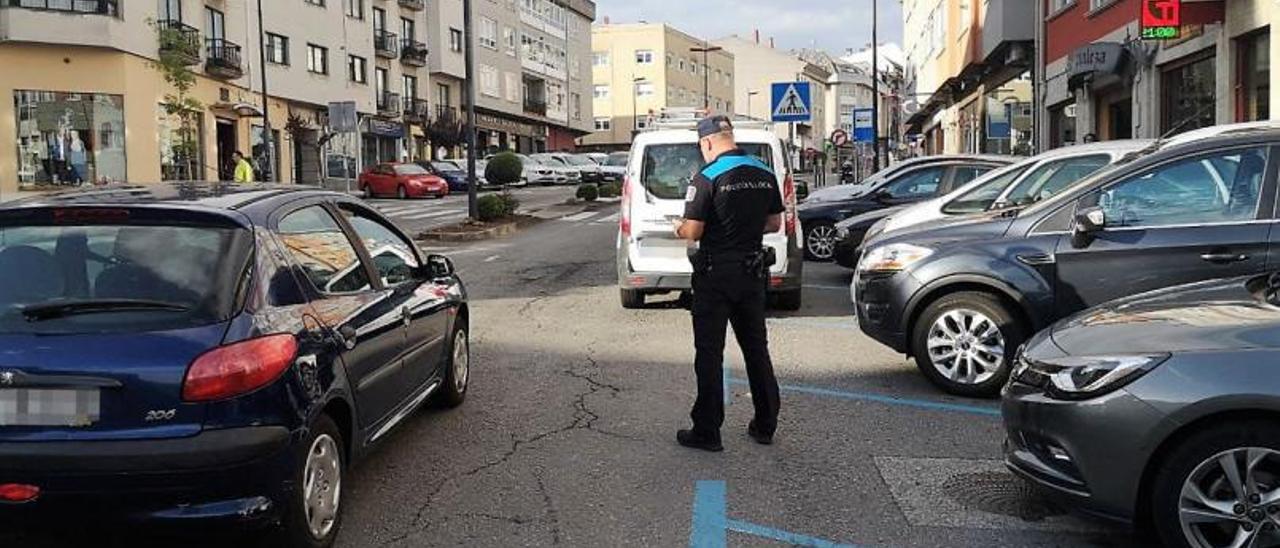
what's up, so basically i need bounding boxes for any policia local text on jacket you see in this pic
[673,115,782,452]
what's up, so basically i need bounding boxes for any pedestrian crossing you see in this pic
[370,199,621,227]
[559,210,619,225]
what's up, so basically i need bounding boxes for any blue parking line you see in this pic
[723,363,731,406]
[690,481,727,548]
[727,378,1000,417]
[726,519,859,548]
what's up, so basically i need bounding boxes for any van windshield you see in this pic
[640,143,773,200]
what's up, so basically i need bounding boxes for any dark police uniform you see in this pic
[683,147,783,443]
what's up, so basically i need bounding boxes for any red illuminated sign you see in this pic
[1141,0,1182,40]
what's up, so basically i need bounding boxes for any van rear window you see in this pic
[640,144,773,200]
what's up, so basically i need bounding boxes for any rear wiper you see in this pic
[21,299,191,321]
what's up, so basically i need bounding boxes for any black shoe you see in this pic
[747,421,774,445]
[677,429,723,452]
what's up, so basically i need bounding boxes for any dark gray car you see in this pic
[1004,272,1280,547]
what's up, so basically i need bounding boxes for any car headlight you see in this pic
[1018,354,1169,399]
[856,243,933,273]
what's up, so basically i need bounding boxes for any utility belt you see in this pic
[691,247,776,278]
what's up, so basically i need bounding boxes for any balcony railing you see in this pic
[401,38,428,67]
[523,98,547,117]
[373,30,399,59]
[5,0,119,16]
[205,38,244,79]
[434,105,457,124]
[377,91,402,117]
[403,97,429,123]
[157,19,201,65]
[398,0,424,11]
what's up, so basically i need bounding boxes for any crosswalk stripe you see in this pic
[560,211,598,222]
[592,212,620,224]
[398,209,460,220]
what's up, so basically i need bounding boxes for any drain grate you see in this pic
[941,471,1067,522]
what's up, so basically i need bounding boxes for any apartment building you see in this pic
[579,22,735,151]
[424,0,594,157]
[901,0,1034,155]
[0,0,441,195]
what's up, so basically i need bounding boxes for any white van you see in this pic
[616,114,803,310]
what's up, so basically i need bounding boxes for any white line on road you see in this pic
[592,212,620,224]
[399,209,461,220]
[560,211,599,222]
[484,255,501,262]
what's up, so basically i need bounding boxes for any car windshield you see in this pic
[532,154,566,166]
[999,154,1112,207]
[0,220,252,334]
[564,155,594,166]
[606,153,629,167]
[394,164,430,175]
[431,161,461,172]
[640,143,773,200]
[941,163,1031,214]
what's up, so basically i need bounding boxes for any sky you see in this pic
[591,0,904,57]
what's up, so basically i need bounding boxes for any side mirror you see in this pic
[1071,206,1106,248]
[424,254,455,280]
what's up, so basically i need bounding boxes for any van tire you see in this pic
[620,289,645,309]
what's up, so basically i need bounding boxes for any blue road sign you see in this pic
[853,108,875,143]
[770,82,811,123]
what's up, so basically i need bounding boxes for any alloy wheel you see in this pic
[1179,447,1280,547]
[302,433,342,540]
[452,329,469,393]
[925,309,1005,385]
[807,225,837,260]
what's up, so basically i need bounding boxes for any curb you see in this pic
[418,220,518,242]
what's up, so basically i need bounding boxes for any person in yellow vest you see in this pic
[233,151,255,183]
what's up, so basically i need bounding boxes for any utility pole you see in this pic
[256,0,274,182]
[689,41,723,110]
[463,0,479,219]
[871,0,881,172]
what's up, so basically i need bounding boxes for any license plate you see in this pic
[0,388,100,427]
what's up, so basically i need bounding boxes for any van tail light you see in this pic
[0,484,40,503]
[620,176,633,237]
[183,334,298,402]
[782,172,797,236]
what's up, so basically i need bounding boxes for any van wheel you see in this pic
[278,414,344,548]
[1150,421,1280,548]
[434,321,469,408]
[620,289,645,309]
[911,291,1024,398]
[771,289,802,311]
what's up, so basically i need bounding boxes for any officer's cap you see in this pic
[697,115,734,139]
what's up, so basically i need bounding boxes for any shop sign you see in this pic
[476,113,539,137]
[1141,0,1182,40]
[367,119,404,138]
[1069,43,1125,78]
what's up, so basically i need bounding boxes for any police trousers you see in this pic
[689,260,781,440]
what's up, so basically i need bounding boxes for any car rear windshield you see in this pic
[605,153,628,167]
[431,162,461,172]
[0,218,252,334]
[640,143,774,200]
[395,164,430,175]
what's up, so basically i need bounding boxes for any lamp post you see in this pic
[463,0,478,219]
[746,90,759,119]
[632,76,645,138]
[689,41,723,110]
[871,0,881,172]
[255,0,274,182]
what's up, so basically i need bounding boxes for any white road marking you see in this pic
[399,209,461,220]
[484,255,501,262]
[592,212,620,224]
[560,211,598,222]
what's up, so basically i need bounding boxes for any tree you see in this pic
[150,19,203,181]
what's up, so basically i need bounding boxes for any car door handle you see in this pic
[1200,252,1249,264]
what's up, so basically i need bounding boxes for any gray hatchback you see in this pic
[1003,273,1280,547]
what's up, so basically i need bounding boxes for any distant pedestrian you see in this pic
[671,115,783,452]
[233,151,255,183]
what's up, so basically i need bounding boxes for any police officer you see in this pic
[672,115,783,452]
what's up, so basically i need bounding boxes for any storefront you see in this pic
[475,110,545,154]
[1234,28,1270,122]
[13,90,126,188]
[362,119,403,166]
[1160,49,1217,135]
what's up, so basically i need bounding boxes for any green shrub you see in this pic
[476,194,507,222]
[498,191,520,215]
[485,152,523,186]
[598,182,621,198]
[576,183,599,202]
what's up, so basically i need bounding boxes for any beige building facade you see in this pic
[580,23,735,150]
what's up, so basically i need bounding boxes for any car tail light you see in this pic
[0,484,40,503]
[770,276,784,287]
[782,173,797,236]
[620,176,633,237]
[183,334,298,402]
[627,275,647,286]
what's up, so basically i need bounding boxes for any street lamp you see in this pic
[746,90,759,120]
[463,0,478,218]
[689,41,723,110]
[632,76,646,137]
[870,0,881,172]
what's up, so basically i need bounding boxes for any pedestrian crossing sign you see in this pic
[771,82,812,123]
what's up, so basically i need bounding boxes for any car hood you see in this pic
[1050,275,1280,355]
[836,204,909,229]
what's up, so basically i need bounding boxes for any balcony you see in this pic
[5,0,119,16]
[398,0,424,10]
[205,38,244,79]
[401,38,428,67]
[377,91,402,117]
[403,97,429,123]
[523,98,547,117]
[434,105,458,124]
[157,19,201,65]
[374,30,399,59]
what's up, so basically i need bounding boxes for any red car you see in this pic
[358,162,449,199]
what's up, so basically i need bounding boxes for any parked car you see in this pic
[853,124,1277,397]
[831,141,1153,267]
[617,119,803,310]
[599,151,628,183]
[583,152,610,165]
[1004,273,1280,547]
[530,153,582,185]
[798,154,1012,261]
[0,184,470,546]
[440,158,496,189]
[358,162,448,199]
[418,160,469,192]
[551,153,604,183]
[514,153,564,185]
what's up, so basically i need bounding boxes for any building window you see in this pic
[678,59,685,72]
[308,44,329,74]
[348,55,367,83]
[344,0,363,19]
[571,92,581,120]
[14,91,126,188]
[593,85,609,99]
[1050,0,1072,13]
[403,75,418,99]
[449,28,463,53]
[480,65,500,97]
[592,51,609,66]
[636,82,655,96]
[1237,30,1271,123]
[437,83,451,107]
[635,116,650,130]
[479,17,498,50]
[594,118,611,131]
[157,103,203,181]
[505,73,520,102]
[635,49,654,64]
[158,0,181,21]
[266,33,289,65]
[401,18,416,42]
[503,26,516,56]
[304,0,324,5]
[1161,51,1216,136]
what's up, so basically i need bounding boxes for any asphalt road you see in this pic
[366,184,586,235]
[9,193,1149,547]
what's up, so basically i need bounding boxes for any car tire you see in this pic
[771,289,802,311]
[804,222,838,261]
[620,288,645,309]
[1150,421,1280,548]
[434,320,469,408]
[278,414,345,548]
[396,185,408,200]
[360,185,373,199]
[911,291,1024,398]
